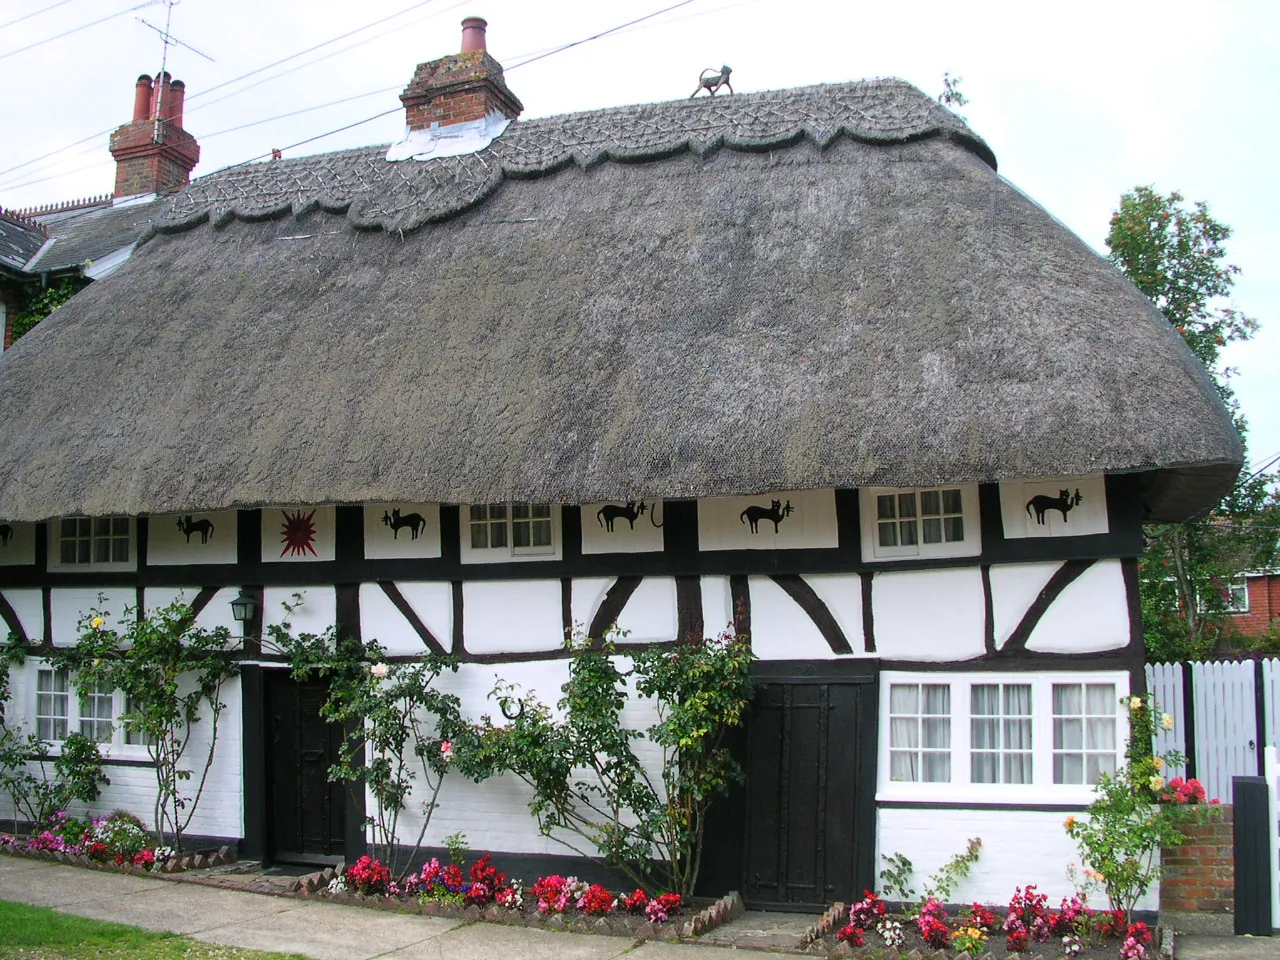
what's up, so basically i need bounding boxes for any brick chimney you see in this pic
[108,72,200,198]
[400,17,523,131]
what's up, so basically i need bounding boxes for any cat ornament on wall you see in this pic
[740,499,793,534]
[1025,488,1083,525]
[382,508,428,540]
[597,500,647,532]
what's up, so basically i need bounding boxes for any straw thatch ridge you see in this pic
[0,80,1241,524]
[154,79,995,237]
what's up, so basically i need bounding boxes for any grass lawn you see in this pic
[0,900,310,959]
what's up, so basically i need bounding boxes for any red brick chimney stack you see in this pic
[109,71,200,198]
[400,17,523,132]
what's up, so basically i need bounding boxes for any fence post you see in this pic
[1183,661,1198,780]
[1234,776,1273,935]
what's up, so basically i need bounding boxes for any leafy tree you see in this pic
[937,71,969,118]
[53,601,238,851]
[10,276,89,342]
[1106,187,1278,660]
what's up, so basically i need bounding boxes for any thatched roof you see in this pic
[0,80,1241,523]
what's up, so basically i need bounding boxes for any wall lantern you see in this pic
[230,590,259,624]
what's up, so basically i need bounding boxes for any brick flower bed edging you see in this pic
[287,871,744,942]
[0,842,236,876]
[800,901,848,947]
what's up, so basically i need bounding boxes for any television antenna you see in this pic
[136,0,215,141]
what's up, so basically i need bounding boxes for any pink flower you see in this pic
[441,740,453,763]
[370,662,389,679]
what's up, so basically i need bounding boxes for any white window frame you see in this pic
[859,486,981,561]
[23,663,150,758]
[461,502,562,564]
[47,517,137,572]
[1194,578,1250,615]
[877,670,1129,804]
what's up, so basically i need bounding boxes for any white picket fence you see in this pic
[1145,659,1276,805]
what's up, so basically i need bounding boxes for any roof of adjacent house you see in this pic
[0,212,46,274]
[25,198,164,274]
[0,79,1242,523]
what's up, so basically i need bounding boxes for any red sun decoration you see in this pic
[280,509,318,558]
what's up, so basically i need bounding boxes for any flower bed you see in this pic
[290,852,742,940]
[808,889,1158,960]
[0,809,235,875]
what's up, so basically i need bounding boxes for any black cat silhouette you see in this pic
[177,515,215,544]
[597,501,646,532]
[382,508,428,540]
[1025,489,1082,525]
[740,499,793,534]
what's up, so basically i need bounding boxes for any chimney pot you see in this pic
[165,79,186,126]
[460,16,487,52]
[133,74,154,122]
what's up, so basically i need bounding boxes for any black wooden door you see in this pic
[738,665,878,909]
[264,671,346,863]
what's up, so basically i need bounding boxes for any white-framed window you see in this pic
[1052,682,1118,784]
[888,683,951,782]
[1195,579,1250,615]
[49,517,135,571]
[79,680,115,743]
[859,486,981,561]
[878,671,1126,801]
[35,668,69,741]
[462,503,561,563]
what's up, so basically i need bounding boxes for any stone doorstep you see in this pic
[1162,910,1235,937]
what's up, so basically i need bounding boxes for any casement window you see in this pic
[1194,578,1249,615]
[880,672,1126,799]
[49,517,134,571]
[79,680,115,743]
[35,668,69,741]
[462,503,560,563]
[859,486,981,561]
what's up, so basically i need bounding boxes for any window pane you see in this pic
[60,519,76,538]
[897,493,917,518]
[60,540,77,564]
[890,751,918,782]
[922,717,950,749]
[488,503,506,520]
[93,518,110,537]
[112,538,129,562]
[923,685,950,714]
[943,516,964,542]
[922,753,951,782]
[971,753,998,784]
[490,522,507,548]
[890,717,919,749]
[512,503,530,519]
[532,504,551,518]
[78,540,91,563]
[531,519,552,547]
[890,684,919,713]
[878,522,898,547]
[877,495,896,520]
[469,505,487,522]
[512,521,530,548]
[1085,684,1114,714]
[942,489,963,513]
[920,490,941,516]
[470,525,489,549]
[922,518,942,543]
[94,538,110,563]
[899,520,918,546]
[1055,717,1083,750]
[1054,684,1082,715]
[112,518,129,535]
[1055,753,1083,784]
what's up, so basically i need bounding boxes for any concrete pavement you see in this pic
[0,855,743,960]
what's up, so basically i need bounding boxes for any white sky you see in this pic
[2,0,1276,475]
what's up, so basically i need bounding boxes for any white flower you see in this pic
[370,662,389,679]
[1161,713,1175,731]
[1129,696,1144,711]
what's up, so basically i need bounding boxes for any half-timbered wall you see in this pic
[0,475,1146,901]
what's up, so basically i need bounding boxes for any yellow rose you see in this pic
[1161,713,1175,731]
[1064,815,1077,830]
[1148,775,1164,791]
[91,616,104,630]
[1129,696,1144,710]
[1153,757,1163,771]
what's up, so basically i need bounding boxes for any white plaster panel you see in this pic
[749,576,837,660]
[805,574,866,653]
[143,586,241,635]
[0,522,36,566]
[569,578,613,636]
[615,577,677,644]
[582,502,664,554]
[261,506,336,563]
[698,490,839,551]
[50,588,134,646]
[364,503,442,559]
[1001,476,1109,538]
[700,576,732,635]
[1,589,42,642]
[1028,559,1131,653]
[359,581,453,656]
[464,580,564,654]
[876,806,1156,911]
[148,512,237,566]
[262,586,337,637]
[871,568,986,661]
[990,562,1062,650]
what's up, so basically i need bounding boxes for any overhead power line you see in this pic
[506,0,699,71]
[0,0,160,61]
[0,0,81,31]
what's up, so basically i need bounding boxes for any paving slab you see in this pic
[695,908,815,950]
[1177,935,1280,960]
[64,879,297,933]
[0,859,169,908]
[197,900,462,960]
[382,921,635,960]
[632,939,768,958]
